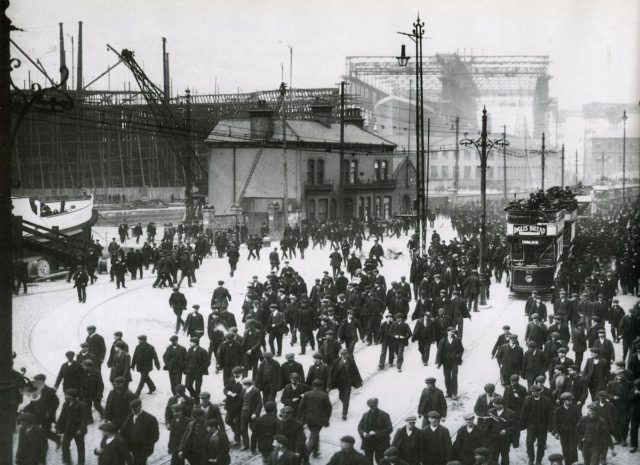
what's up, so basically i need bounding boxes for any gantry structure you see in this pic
[344,54,551,133]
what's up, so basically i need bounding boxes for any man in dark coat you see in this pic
[521,341,547,388]
[390,313,412,372]
[24,374,60,446]
[120,399,159,465]
[358,398,393,465]
[582,347,610,402]
[167,404,189,465]
[520,385,553,465]
[422,411,451,465]
[502,374,527,448]
[305,353,329,391]
[104,377,136,430]
[163,335,187,394]
[169,287,188,334]
[326,435,369,465]
[452,413,485,465]
[56,388,88,465]
[268,434,301,465]
[298,379,332,458]
[256,352,283,404]
[417,377,448,427]
[131,335,160,397]
[276,406,306,462]
[184,305,205,340]
[329,348,363,420]
[436,327,464,399]
[239,378,263,450]
[280,373,309,418]
[79,360,105,421]
[575,404,615,465]
[164,384,194,427]
[94,421,133,465]
[252,400,279,459]
[86,325,107,367]
[412,311,436,366]
[495,334,523,387]
[15,412,48,465]
[54,351,84,393]
[392,416,424,465]
[184,337,210,398]
[485,396,516,465]
[337,310,365,354]
[552,392,581,465]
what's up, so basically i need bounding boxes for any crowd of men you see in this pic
[11,192,640,465]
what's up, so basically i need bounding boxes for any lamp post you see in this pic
[397,14,426,255]
[460,107,508,305]
[622,110,627,205]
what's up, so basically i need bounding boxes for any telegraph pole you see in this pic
[541,132,546,190]
[0,2,15,462]
[282,82,288,223]
[561,144,565,188]
[575,149,578,184]
[503,124,507,200]
[622,110,627,204]
[184,89,194,227]
[454,116,460,196]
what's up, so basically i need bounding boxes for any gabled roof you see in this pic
[205,118,396,150]
[393,156,416,178]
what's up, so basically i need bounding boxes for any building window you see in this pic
[441,166,449,178]
[316,159,325,184]
[464,166,471,179]
[382,160,389,180]
[374,160,381,181]
[358,197,365,219]
[365,197,372,220]
[375,196,382,218]
[430,165,438,179]
[383,196,392,219]
[308,199,315,221]
[475,166,481,179]
[349,159,359,184]
[330,198,338,220]
[318,199,328,221]
[307,159,315,185]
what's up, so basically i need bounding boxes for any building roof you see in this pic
[205,118,396,150]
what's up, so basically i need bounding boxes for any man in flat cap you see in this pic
[422,411,452,465]
[521,385,553,465]
[452,413,485,465]
[496,334,524,386]
[164,384,194,427]
[390,313,412,372]
[329,348,362,420]
[485,396,516,465]
[392,415,423,465]
[472,447,495,465]
[184,336,210,398]
[522,340,546,389]
[280,372,309,418]
[583,347,610,402]
[326,435,368,465]
[276,406,306,462]
[16,412,48,465]
[474,383,496,431]
[167,403,189,465]
[131,335,160,398]
[552,392,580,465]
[576,404,615,465]
[418,377,448,427]
[298,379,332,458]
[358,398,393,465]
[436,326,464,399]
[56,388,88,465]
[94,421,132,465]
[85,325,107,367]
[120,398,159,465]
[169,286,187,334]
[163,335,187,394]
[184,305,205,340]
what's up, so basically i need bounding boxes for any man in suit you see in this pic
[326,435,369,465]
[16,412,48,465]
[582,347,610,402]
[305,353,329,391]
[390,313,412,372]
[464,270,480,313]
[358,398,393,465]
[252,401,279,459]
[24,373,60,446]
[131,335,160,397]
[520,385,553,465]
[54,351,84,393]
[485,396,516,465]
[521,341,547,388]
[198,391,225,430]
[256,352,283,404]
[280,373,309,418]
[109,341,132,386]
[94,421,132,465]
[496,334,524,386]
[422,411,452,465]
[298,379,332,458]
[551,392,581,465]
[392,416,424,465]
[593,329,615,365]
[104,377,136,430]
[184,337,210,398]
[525,314,548,349]
[86,325,107,367]
[268,434,299,465]
[162,335,187,394]
[491,326,512,359]
[164,384,194,428]
[119,399,159,465]
[417,377,448,427]
[474,383,497,431]
[329,348,363,420]
[56,388,89,465]
[451,413,485,465]
[436,327,464,399]
[240,378,263,450]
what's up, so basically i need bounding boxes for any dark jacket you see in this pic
[96,435,133,465]
[267,449,299,465]
[452,424,485,465]
[329,356,363,390]
[16,425,48,465]
[417,386,447,419]
[253,412,279,454]
[56,399,88,435]
[120,410,159,457]
[86,333,107,364]
[392,426,424,465]
[298,388,332,427]
[422,424,451,465]
[55,361,84,391]
[162,344,187,372]
[436,336,464,366]
[131,342,160,373]
[520,395,553,430]
[357,408,393,451]
[104,388,136,429]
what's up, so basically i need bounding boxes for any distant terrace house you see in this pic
[204,104,397,233]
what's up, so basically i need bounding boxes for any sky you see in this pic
[8,0,640,111]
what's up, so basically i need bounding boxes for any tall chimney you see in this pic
[58,22,67,90]
[76,21,83,91]
[162,37,170,103]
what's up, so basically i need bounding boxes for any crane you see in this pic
[107,45,205,227]
[234,82,287,207]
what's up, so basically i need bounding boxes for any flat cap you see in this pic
[384,447,399,458]
[502,325,511,330]
[289,373,300,380]
[425,377,436,384]
[340,435,356,444]
[405,415,417,422]
[527,341,537,348]
[463,412,475,420]
[169,335,179,342]
[129,398,142,408]
[548,453,564,462]
[87,325,96,331]
[199,391,211,399]
[138,335,147,341]
[559,392,574,401]
[508,334,518,340]
[493,396,504,405]
[509,374,520,382]
[190,337,200,343]
[427,411,441,419]
[99,421,117,433]
[114,331,123,337]
[530,385,543,392]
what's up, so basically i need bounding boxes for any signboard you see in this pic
[511,224,547,236]
[521,239,541,245]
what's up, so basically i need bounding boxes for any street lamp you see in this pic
[460,107,508,305]
[622,110,627,205]
[397,15,426,256]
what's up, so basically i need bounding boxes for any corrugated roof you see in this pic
[206,118,396,148]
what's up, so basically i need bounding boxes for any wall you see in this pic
[13,187,184,204]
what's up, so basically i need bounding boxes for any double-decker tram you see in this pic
[505,187,578,294]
